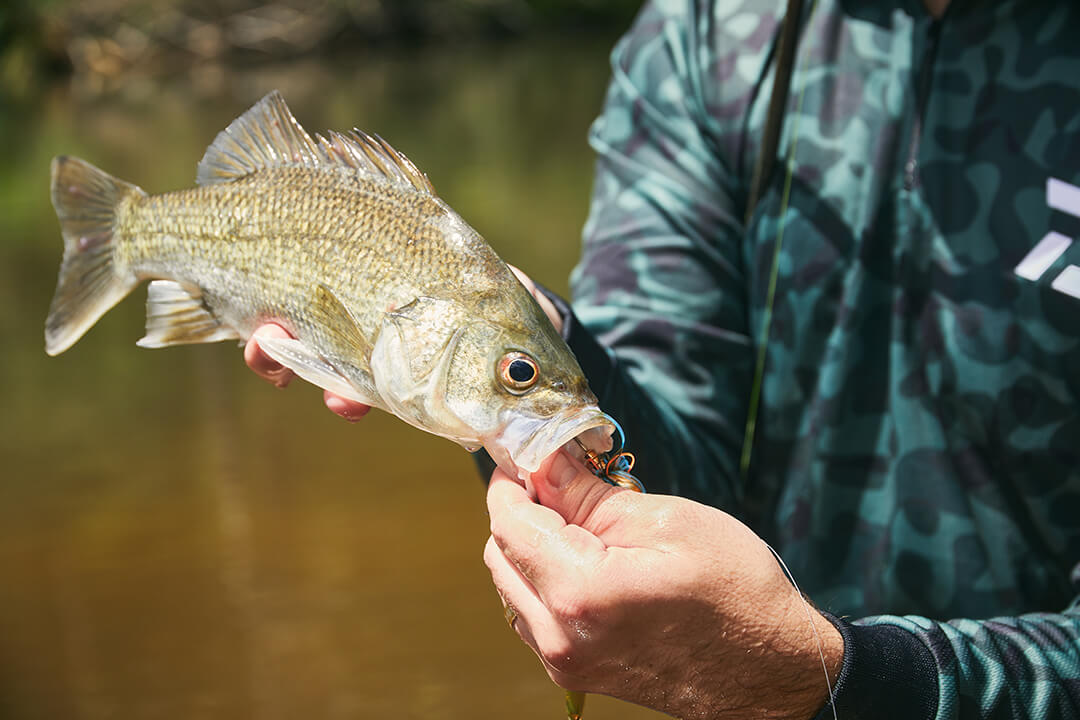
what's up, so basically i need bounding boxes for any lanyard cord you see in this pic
[745,0,806,222]
[739,0,818,481]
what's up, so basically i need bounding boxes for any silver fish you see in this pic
[45,91,614,476]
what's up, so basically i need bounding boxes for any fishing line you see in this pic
[737,0,838,717]
[768,542,838,720]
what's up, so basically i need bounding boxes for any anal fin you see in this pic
[137,280,240,348]
[253,335,376,406]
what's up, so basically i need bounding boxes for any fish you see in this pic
[44,90,615,478]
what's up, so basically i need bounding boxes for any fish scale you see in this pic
[45,90,650,720]
[45,89,618,480]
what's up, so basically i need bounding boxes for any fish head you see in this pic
[438,299,615,480]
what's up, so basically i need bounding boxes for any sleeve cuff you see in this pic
[813,615,939,720]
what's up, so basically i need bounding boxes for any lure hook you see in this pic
[572,417,645,493]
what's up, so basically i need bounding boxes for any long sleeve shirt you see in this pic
[562,0,1080,716]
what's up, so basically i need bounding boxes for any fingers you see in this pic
[245,324,371,421]
[244,324,294,387]
[486,469,606,617]
[531,451,632,533]
[483,534,590,690]
[323,390,370,421]
[532,451,682,564]
[484,535,552,649]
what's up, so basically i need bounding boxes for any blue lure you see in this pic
[573,418,645,493]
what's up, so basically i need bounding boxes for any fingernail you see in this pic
[343,405,370,422]
[325,395,368,421]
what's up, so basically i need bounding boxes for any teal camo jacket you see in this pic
[559,0,1080,717]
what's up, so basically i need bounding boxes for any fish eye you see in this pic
[498,352,539,394]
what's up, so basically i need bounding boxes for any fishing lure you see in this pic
[573,419,644,493]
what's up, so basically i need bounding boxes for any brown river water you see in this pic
[0,37,666,720]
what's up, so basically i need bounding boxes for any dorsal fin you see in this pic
[197,90,437,196]
[314,129,437,195]
[196,90,321,186]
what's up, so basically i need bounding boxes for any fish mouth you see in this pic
[490,406,616,479]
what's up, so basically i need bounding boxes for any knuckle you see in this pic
[547,590,588,624]
[488,511,512,548]
[490,502,530,547]
[547,585,605,627]
[640,498,694,541]
[538,635,580,673]
[545,667,575,691]
[482,537,501,570]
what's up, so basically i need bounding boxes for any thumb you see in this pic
[532,450,625,529]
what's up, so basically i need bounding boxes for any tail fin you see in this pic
[45,156,144,356]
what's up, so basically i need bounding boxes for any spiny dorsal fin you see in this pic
[197,90,437,196]
[197,90,321,186]
[315,129,437,195]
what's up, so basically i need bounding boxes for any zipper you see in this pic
[904,18,944,191]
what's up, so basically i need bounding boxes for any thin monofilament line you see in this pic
[742,1,836,712]
[767,542,838,720]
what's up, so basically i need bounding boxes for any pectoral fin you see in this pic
[310,283,372,357]
[253,335,375,406]
[137,280,240,348]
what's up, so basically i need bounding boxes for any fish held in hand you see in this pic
[44,90,615,477]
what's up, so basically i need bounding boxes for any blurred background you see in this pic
[0,1,670,718]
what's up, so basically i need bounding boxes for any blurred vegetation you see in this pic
[0,6,656,716]
[0,0,639,101]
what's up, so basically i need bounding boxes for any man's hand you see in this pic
[484,453,844,720]
[243,323,370,420]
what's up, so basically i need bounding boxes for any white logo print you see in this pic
[1014,178,1080,299]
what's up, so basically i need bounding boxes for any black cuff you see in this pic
[534,284,617,404]
[813,615,939,720]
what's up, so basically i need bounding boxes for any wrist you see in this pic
[766,600,845,720]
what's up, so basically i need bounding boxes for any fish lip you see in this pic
[494,407,616,476]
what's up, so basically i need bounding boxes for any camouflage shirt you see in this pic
[564,0,1080,717]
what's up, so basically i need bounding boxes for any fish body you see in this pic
[46,91,613,475]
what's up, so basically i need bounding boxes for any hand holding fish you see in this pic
[244,323,371,421]
[484,452,844,720]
